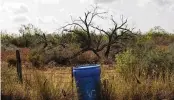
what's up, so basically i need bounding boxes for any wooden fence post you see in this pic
[16,50,23,83]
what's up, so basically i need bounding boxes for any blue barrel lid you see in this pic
[73,64,100,70]
[73,64,100,78]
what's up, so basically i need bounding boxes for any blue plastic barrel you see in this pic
[73,64,101,100]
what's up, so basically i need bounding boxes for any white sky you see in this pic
[0,0,174,34]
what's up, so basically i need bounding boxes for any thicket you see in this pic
[116,33,174,81]
[1,25,174,67]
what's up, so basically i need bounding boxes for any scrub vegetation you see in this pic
[1,6,174,100]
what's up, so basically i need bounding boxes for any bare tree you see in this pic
[60,5,134,60]
[91,15,134,58]
[60,5,107,59]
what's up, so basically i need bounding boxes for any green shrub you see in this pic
[29,49,44,68]
[146,48,174,78]
[116,49,138,80]
[116,42,174,81]
[29,43,82,66]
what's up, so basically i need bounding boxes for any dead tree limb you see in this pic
[59,5,106,59]
[92,15,134,58]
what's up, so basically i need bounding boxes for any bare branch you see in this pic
[73,23,87,32]
[96,34,103,50]
[111,15,117,27]
[117,19,127,29]
[79,17,86,25]
[97,43,108,51]
[87,6,107,26]
[119,27,132,33]
[120,15,124,23]
[84,11,91,24]
[91,25,109,35]
[59,23,87,33]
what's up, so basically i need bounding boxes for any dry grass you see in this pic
[1,63,174,100]
[101,70,174,100]
[1,62,75,100]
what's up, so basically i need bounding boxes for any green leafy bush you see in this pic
[116,42,174,81]
[29,48,44,67]
[116,49,137,80]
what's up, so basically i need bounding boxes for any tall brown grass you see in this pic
[101,68,174,100]
[1,63,75,100]
[2,63,174,100]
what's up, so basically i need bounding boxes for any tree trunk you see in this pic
[25,39,28,47]
[92,49,101,59]
[105,36,112,58]
[104,45,111,58]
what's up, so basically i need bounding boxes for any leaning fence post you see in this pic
[16,50,23,83]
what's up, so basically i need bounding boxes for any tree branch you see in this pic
[60,23,87,33]
[91,25,109,35]
[117,19,128,29]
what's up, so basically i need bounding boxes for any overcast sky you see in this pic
[0,0,174,34]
